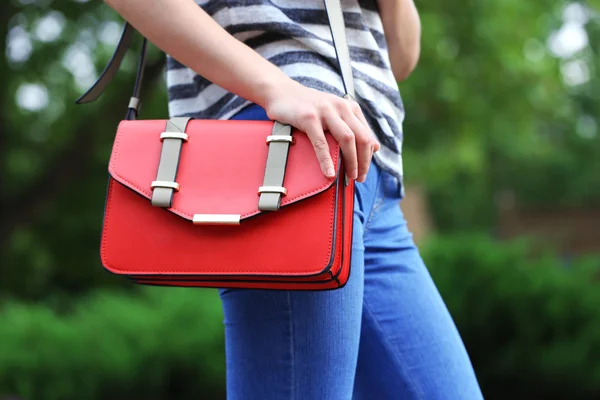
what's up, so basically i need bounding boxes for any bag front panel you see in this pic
[100,176,338,277]
[127,172,355,288]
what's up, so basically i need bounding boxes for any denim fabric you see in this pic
[219,105,484,399]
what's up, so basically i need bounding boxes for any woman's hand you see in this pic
[264,79,380,183]
[104,0,379,181]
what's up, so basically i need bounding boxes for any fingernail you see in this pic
[358,174,367,182]
[351,169,358,179]
[326,168,335,177]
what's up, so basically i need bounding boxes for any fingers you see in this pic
[342,112,373,182]
[294,92,379,182]
[303,117,336,178]
[351,102,381,153]
[324,114,358,180]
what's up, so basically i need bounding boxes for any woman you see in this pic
[104,0,484,398]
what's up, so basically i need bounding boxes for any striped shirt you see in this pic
[166,0,405,182]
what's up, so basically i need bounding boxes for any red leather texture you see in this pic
[130,177,354,290]
[100,119,354,290]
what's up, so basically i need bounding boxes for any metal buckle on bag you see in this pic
[192,214,241,225]
[128,97,141,112]
[160,132,189,141]
[266,135,295,144]
[151,181,180,191]
[257,186,288,196]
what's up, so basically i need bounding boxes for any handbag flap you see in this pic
[108,119,341,221]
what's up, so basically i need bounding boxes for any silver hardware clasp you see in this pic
[193,214,241,225]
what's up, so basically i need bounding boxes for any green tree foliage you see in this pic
[400,0,600,230]
[1,1,168,300]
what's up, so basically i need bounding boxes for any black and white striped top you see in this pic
[166,0,405,181]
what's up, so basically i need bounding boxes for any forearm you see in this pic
[377,0,421,81]
[104,0,292,108]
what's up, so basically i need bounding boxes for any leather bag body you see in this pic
[80,0,357,290]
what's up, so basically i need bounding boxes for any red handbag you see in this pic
[78,0,356,290]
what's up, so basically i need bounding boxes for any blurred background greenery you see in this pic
[1,0,600,399]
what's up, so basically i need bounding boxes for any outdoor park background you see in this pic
[2,0,600,399]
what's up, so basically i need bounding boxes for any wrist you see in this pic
[254,73,299,114]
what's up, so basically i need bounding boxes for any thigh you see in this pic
[353,173,484,400]
[219,200,366,400]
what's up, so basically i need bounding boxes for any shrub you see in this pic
[0,287,226,400]
[2,233,600,400]
[421,233,600,400]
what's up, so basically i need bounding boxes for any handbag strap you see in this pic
[76,0,355,119]
[323,0,355,100]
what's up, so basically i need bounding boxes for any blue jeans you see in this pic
[220,105,484,399]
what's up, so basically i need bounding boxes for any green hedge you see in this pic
[0,288,226,400]
[422,233,600,400]
[1,234,600,399]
